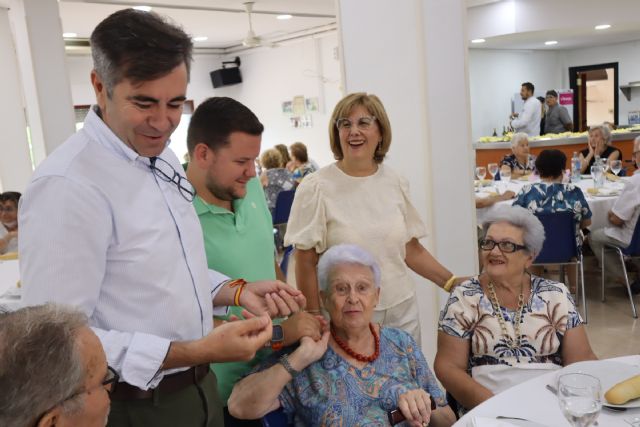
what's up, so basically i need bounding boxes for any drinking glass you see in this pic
[610,160,622,176]
[558,373,602,427]
[500,167,511,183]
[488,163,499,180]
[475,166,487,181]
[591,165,604,189]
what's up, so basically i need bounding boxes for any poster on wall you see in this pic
[282,101,293,114]
[292,96,306,115]
[305,97,319,112]
[557,89,574,124]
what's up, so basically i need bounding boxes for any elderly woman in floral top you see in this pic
[435,206,597,414]
[500,132,536,178]
[230,244,455,427]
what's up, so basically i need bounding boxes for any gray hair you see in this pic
[634,136,640,152]
[482,205,545,257]
[510,132,529,148]
[0,304,88,427]
[317,244,381,292]
[589,124,612,144]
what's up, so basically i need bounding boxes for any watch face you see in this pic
[272,324,284,342]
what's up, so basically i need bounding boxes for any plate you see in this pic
[592,191,620,198]
[555,360,640,408]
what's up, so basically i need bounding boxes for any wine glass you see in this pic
[591,165,604,189]
[475,166,487,181]
[557,373,602,427]
[500,167,511,183]
[488,163,499,180]
[611,159,622,176]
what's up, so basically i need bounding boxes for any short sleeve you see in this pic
[612,177,640,221]
[560,107,572,125]
[438,281,479,339]
[512,185,532,208]
[283,174,328,253]
[574,188,592,219]
[398,175,427,241]
[562,284,582,329]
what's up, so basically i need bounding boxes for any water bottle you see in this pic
[571,152,581,183]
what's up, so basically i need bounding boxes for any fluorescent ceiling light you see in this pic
[545,40,558,46]
[192,36,208,42]
[595,24,611,30]
[63,32,77,38]
[471,38,486,44]
[133,5,152,12]
[277,14,292,20]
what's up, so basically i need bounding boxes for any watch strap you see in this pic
[278,354,300,378]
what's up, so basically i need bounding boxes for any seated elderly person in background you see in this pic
[0,191,20,254]
[579,123,622,174]
[500,133,536,178]
[260,148,295,214]
[512,149,592,291]
[229,244,455,427]
[289,142,318,184]
[0,304,115,427]
[435,206,596,414]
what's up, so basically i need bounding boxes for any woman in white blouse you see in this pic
[284,93,462,341]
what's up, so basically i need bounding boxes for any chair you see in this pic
[532,211,587,322]
[272,190,296,251]
[280,246,294,276]
[600,219,640,319]
[261,407,291,427]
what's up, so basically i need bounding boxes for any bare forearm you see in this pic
[437,364,493,409]
[429,406,457,427]
[405,240,452,288]
[228,364,291,419]
[161,340,207,370]
[295,249,321,311]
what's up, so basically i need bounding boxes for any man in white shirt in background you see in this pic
[19,9,304,427]
[589,136,640,295]
[510,82,542,137]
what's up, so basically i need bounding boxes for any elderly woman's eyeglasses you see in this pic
[480,239,527,253]
[149,157,196,202]
[335,116,377,131]
[332,282,375,297]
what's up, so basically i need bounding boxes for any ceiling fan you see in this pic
[242,1,262,47]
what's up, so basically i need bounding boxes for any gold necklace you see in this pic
[487,278,526,350]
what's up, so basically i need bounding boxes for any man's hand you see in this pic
[500,190,516,200]
[240,280,306,317]
[511,112,519,119]
[199,313,273,362]
[281,312,327,346]
[398,389,433,427]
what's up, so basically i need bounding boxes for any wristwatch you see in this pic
[278,354,300,378]
[270,324,284,351]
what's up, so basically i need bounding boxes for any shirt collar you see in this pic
[193,195,242,216]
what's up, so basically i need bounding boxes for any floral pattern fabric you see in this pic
[292,162,317,183]
[512,182,592,250]
[438,275,581,369]
[254,327,446,427]
[263,168,295,212]
[500,153,536,172]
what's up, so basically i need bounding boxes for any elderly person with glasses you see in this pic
[435,206,596,414]
[0,304,116,427]
[578,123,622,174]
[500,132,536,179]
[229,244,456,427]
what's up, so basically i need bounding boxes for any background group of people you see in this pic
[509,82,573,137]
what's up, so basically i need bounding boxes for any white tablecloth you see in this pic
[455,355,640,427]
[0,259,22,312]
[476,178,626,230]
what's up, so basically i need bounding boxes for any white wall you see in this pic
[65,33,341,167]
[470,38,640,141]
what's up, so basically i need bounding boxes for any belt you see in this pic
[111,364,210,401]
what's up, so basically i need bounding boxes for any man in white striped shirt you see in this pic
[19,9,304,427]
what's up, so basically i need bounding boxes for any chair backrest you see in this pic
[261,407,291,427]
[623,214,640,256]
[272,190,296,226]
[280,246,294,276]
[533,211,578,264]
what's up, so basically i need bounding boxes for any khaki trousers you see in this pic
[372,295,422,346]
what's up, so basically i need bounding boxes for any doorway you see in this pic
[569,63,618,132]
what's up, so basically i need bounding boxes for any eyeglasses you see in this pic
[149,157,195,202]
[335,116,377,131]
[36,366,119,423]
[331,282,376,297]
[480,239,528,253]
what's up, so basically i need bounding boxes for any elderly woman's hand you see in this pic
[289,331,330,370]
[398,389,432,427]
[281,312,327,346]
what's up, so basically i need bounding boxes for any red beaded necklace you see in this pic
[330,322,380,363]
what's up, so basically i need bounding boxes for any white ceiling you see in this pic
[50,0,640,53]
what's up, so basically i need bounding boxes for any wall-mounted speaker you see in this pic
[210,67,242,88]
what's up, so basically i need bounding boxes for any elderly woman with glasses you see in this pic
[434,205,597,414]
[229,244,456,427]
[284,93,462,343]
[0,191,21,254]
[578,123,622,174]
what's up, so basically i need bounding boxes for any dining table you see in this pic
[476,176,627,230]
[455,355,640,427]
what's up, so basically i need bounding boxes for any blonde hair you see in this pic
[328,93,392,164]
[260,149,283,169]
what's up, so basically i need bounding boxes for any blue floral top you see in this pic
[512,182,592,250]
[500,153,536,172]
[439,275,582,369]
[255,327,446,427]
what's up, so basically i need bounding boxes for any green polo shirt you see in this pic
[194,178,276,403]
